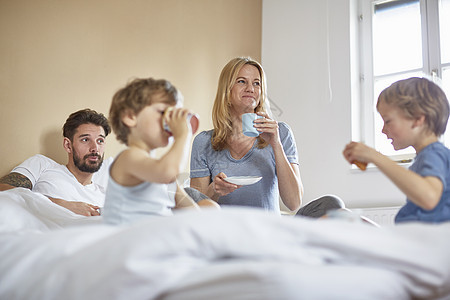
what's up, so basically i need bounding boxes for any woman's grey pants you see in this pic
[184,187,345,218]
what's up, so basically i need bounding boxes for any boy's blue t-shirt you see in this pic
[190,122,298,213]
[395,142,450,223]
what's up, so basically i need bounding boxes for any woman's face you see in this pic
[229,64,261,115]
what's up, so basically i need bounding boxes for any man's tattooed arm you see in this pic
[0,173,99,216]
[0,172,32,190]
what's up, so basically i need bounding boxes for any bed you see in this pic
[1,188,450,300]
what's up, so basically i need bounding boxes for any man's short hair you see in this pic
[63,109,111,141]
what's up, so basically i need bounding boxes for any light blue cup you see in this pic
[242,113,264,137]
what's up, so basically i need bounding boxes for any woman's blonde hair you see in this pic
[377,77,449,137]
[211,57,269,150]
[109,77,182,145]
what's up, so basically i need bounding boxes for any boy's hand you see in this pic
[343,141,378,166]
[163,107,192,139]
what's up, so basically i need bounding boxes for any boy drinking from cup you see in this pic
[103,77,218,225]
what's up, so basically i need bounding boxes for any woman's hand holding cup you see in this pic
[245,112,280,146]
[242,113,264,137]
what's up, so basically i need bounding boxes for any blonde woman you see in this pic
[190,57,344,217]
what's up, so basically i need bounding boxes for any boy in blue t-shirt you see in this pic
[343,77,450,223]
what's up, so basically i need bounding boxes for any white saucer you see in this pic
[224,176,262,185]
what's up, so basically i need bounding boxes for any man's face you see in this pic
[70,123,106,173]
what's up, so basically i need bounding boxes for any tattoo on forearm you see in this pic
[0,172,32,189]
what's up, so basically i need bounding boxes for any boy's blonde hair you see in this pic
[212,57,268,151]
[109,77,182,145]
[377,77,449,137]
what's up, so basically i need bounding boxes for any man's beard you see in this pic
[73,149,104,173]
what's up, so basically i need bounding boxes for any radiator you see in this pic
[357,207,401,226]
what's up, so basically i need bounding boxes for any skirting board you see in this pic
[357,206,401,226]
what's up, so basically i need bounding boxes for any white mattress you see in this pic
[0,188,449,300]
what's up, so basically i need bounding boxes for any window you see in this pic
[358,0,450,160]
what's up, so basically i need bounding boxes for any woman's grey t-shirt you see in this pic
[190,122,298,212]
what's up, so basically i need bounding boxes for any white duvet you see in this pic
[1,188,450,300]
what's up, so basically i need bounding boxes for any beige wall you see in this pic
[0,0,261,175]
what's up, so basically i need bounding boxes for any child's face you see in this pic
[377,100,419,151]
[133,94,175,150]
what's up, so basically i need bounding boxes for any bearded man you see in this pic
[0,109,111,216]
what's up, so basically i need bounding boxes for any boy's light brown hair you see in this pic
[377,77,449,137]
[109,78,182,145]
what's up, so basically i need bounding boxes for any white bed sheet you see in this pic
[0,188,449,300]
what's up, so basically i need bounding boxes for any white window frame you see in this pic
[357,0,448,163]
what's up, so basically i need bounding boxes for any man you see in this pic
[0,109,111,216]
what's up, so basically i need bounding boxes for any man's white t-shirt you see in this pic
[12,154,111,207]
